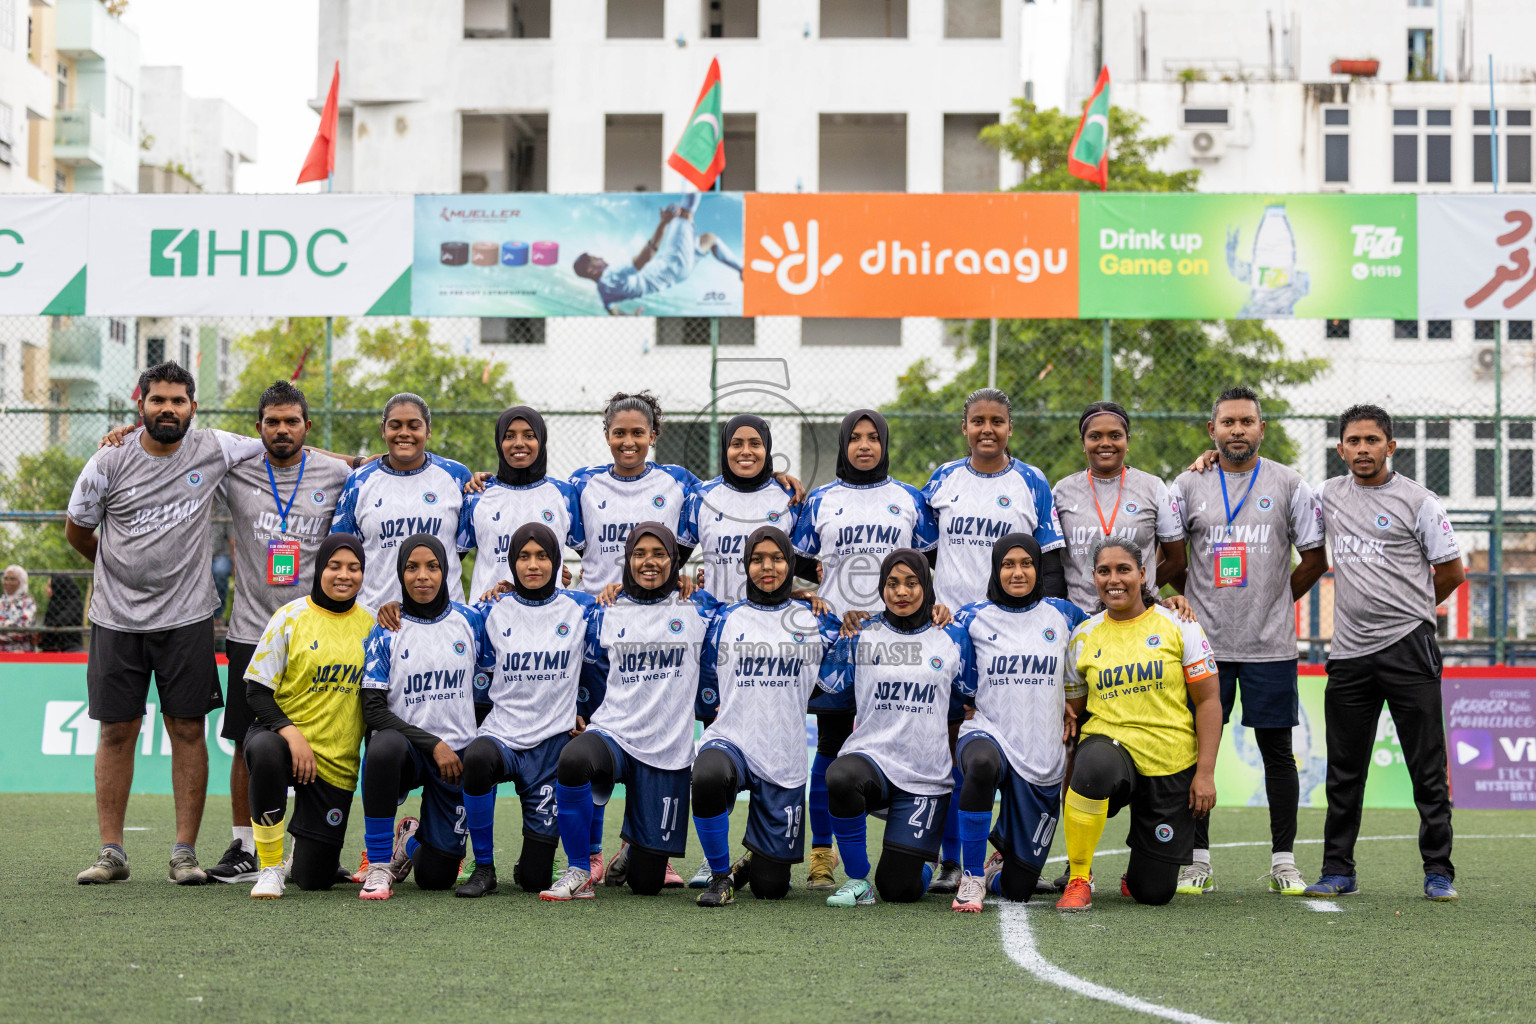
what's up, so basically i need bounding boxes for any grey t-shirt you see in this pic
[67,428,266,633]
[218,452,351,644]
[1169,458,1325,662]
[1320,472,1462,659]
[1053,467,1183,611]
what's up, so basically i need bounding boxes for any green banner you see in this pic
[1080,193,1417,319]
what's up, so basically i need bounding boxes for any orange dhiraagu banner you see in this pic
[743,193,1079,318]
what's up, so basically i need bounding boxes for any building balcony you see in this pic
[48,319,104,382]
[53,107,106,167]
[56,0,118,60]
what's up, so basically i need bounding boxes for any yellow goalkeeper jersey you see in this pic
[244,597,376,790]
[1067,604,1218,777]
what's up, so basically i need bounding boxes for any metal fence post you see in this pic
[1101,319,1112,402]
[708,316,720,478]
[323,316,334,452]
[1494,320,1506,664]
[988,318,998,389]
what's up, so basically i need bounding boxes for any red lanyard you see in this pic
[1090,467,1126,536]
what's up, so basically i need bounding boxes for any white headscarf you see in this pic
[2,565,26,594]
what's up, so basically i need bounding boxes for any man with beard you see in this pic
[1167,386,1327,896]
[66,363,271,885]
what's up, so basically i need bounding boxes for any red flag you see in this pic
[298,62,340,185]
[1067,66,1111,190]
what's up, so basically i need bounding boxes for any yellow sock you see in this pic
[1064,789,1109,881]
[252,820,286,870]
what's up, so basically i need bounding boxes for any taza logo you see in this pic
[149,228,349,278]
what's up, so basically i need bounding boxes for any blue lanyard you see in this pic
[1218,458,1260,536]
[266,452,307,534]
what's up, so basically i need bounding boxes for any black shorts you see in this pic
[1078,734,1197,865]
[246,726,355,847]
[220,640,258,742]
[86,618,221,723]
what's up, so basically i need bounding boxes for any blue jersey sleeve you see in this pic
[909,482,940,551]
[1020,462,1065,550]
[567,467,607,553]
[439,454,475,494]
[943,622,977,697]
[792,488,825,557]
[331,470,363,536]
[578,608,608,720]
[1044,596,1089,631]
[817,634,856,694]
[361,626,392,690]
[457,491,481,553]
[691,589,720,619]
[557,479,586,551]
[680,485,704,550]
[696,608,726,722]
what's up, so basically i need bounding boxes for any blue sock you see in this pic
[921,862,935,894]
[364,816,395,866]
[810,753,834,847]
[941,768,963,864]
[405,836,421,862]
[830,812,869,880]
[960,810,993,877]
[693,811,732,873]
[557,782,593,870]
[589,800,606,855]
[464,789,497,866]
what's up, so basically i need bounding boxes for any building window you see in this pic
[1394,419,1450,497]
[943,113,998,192]
[721,113,756,191]
[1474,109,1533,185]
[1394,319,1420,339]
[1325,446,1347,479]
[479,318,546,344]
[1512,421,1535,498]
[112,76,133,138]
[1512,320,1534,340]
[944,0,999,39]
[656,317,754,346]
[56,62,67,108]
[1325,319,1351,339]
[604,114,663,191]
[1393,109,1452,184]
[0,0,14,53]
[821,0,907,38]
[607,0,663,38]
[464,0,551,38]
[0,102,12,158]
[145,337,166,366]
[462,112,549,193]
[224,150,235,191]
[801,318,901,346]
[108,318,127,344]
[1474,319,1498,340]
[819,113,907,192]
[1323,108,1349,183]
[1182,108,1230,126]
[1426,319,1452,339]
[54,169,65,192]
[702,0,757,38]
[1407,28,1433,81]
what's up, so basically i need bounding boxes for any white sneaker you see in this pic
[952,872,986,913]
[1176,862,1216,895]
[359,862,395,900]
[1261,862,1308,895]
[539,864,595,901]
[250,865,286,900]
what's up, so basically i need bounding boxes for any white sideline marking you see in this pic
[1302,900,1343,912]
[1041,834,1536,865]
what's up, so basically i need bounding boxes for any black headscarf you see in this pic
[510,521,560,603]
[495,406,548,487]
[987,532,1044,610]
[312,533,366,615]
[621,522,680,601]
[836,409,890,486]
[743,525,794,606]
[878,548,933,633]
[396,533,449,620]
[721,414,773,491]
[39,575,84,652]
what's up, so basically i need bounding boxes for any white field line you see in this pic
[1302,900,1344,912]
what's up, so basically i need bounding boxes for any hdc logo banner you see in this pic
[1443,677,1536,809]
[85,194,413,315]
[743,193,1079,318]
[0,195,88,315]
[1417,195,1536,319]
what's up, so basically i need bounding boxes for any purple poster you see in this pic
[1444,677,1536,809]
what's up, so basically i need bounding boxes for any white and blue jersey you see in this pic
[569,462,701,594]
[818,616,975,796]
[457,477,584,602]
[921,458,1065,612]
[955,597,1087,787]
[332,453,474,610]
[698,599,840,788]
[474,588,596,750]
[362,602,490,752]
[683,478,796,603]
[581,591,719,770]
[791,479,938,618]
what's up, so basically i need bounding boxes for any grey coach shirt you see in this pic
[1054,467,1183,612]
[1320,472,1462,660]
[1170,458,1325,663]
[218,452,351,645]
[67,427,266,633]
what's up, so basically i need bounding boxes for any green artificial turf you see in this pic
[2,796,1533,1024]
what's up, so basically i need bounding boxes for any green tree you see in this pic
[0,448,90,611]
[980,99,1201,193]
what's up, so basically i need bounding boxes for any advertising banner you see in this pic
[412,192,744,317]
[743,193,1078,318]
[1444,676,1536,809]
[1079,193,1417,319]
[1417,195,1536,319]
[85,194,413,316]
[0,195,88,315]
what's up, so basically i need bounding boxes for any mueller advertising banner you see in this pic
[0,195,88,315]
[1417,195,1536,319]
[412,192,746,317]
[85,195,413,316]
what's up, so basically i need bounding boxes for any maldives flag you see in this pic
[298,61,340,185]
[667,58,725,190]
[1067,66,1111,190]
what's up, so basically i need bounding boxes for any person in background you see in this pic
[38,576,85,654]
[0,565,37,652]
[210,501,235,626]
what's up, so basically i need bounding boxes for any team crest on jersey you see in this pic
[766,510,782,523]
[1155,823,1174,843]
[668,618,684,633]
[997,495,1012,508]
[1124,502,1139,514]
[311,490,326,504]
[887,504,902,516]
[1042,628,1057,642]
[577,686,589,703]
[541,509,555,522]
[424,492,438,505]
[1145,635,1162,648]
[453,641,467,655]
[1375,513,1392,530]
[652,495,667,509]
[185,471,202,487]
[1257,496,1273,510]
[702,687,717,705]
[326,808,343,827]
[556,622,571,637]
[929,656,944,670]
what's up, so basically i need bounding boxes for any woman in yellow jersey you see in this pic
[242,533,376,898]
[1056,535,1220,912]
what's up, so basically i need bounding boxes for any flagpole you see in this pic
[325,170,334,451]
[1490,54,1507,662]
[708,174,722,479]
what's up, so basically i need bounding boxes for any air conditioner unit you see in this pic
[1187,130,1227,160]
[1473,345,1499,376]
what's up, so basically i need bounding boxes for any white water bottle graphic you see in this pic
[1226,204,1310,317]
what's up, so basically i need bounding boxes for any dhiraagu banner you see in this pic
[1079,193,1417,319]
[0,195,88,314]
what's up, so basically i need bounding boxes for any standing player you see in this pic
[544,524,716,898]
[1168,386,1327,895]
[67,362,267,885]
[1054,401,1184,611]
[242,534,375,898]
[332,393,473,611]
[683,415,796,603]
[1056,536,1221,911]
[818,549,974,907]
[950,534,1086,912]
[794,410,939,890]
[1305,404,1464,901]
[690,526,841,907]
[357,535,490,900]
[456,523,596,898]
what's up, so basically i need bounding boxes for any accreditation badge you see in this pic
[267,539,301,585]
[1213,541,1248,588]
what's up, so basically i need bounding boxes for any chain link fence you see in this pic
[1,311,1532,662]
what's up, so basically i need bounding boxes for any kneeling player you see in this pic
[691,526,840,907]
[545,524,715,899]
[457,523,596,897]
[358,535,489,900]
[1057,537,1220,911]
[243,535,376,898]
[819,550,975,907]
[951,534,1086,912]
